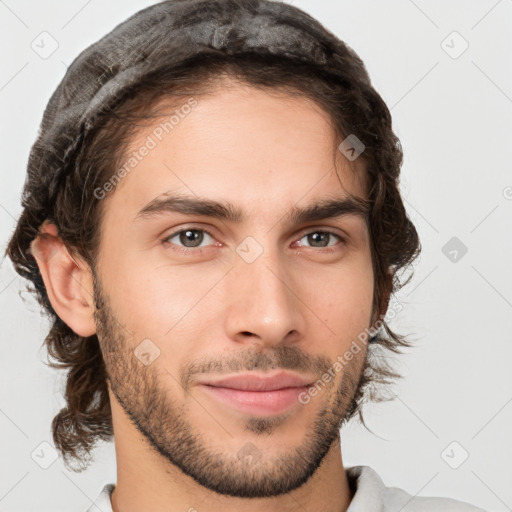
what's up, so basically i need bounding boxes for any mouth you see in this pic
[197,371,314,416]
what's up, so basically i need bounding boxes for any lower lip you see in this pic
[200,385,308,415]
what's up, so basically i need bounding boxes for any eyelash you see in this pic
[162,227,346,255]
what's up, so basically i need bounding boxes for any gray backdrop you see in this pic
[1,1,511,510]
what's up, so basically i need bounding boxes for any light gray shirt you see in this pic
[85,465,487,511]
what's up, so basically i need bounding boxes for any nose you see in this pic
[223,245,306,348]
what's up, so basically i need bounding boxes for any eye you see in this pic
[163,228,217,253]
[295,230,344,250]
[162,227,345,255]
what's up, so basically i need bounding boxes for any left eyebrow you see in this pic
[286,196,369,225]
[134,192,370,225]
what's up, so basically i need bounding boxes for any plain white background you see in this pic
[1,1,511,511]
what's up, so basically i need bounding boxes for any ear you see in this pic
[29,221,97,337]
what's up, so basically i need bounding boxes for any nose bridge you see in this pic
[224,239,304,345]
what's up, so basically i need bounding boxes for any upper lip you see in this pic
[198,371,315,391]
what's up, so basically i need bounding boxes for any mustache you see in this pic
[179,345,333,391]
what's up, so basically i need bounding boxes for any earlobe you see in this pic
[29,221,97,337]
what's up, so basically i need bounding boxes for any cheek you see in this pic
[303,263,374,348]
[102,251,227,341]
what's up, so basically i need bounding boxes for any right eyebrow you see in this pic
[134,194,245,222]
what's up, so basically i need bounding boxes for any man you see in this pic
[5,0,486,511]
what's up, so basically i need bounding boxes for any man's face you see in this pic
[92,79,374,498]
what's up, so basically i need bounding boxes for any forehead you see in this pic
[103,80,367,220]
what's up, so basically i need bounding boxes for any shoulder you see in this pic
[346,466,487,512]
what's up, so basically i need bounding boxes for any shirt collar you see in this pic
[346,465,386,511]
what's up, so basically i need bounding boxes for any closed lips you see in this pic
[198,372,314,391]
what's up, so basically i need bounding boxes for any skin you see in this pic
[31,78,379,512]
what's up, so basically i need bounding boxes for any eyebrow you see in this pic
[134,193,370,226]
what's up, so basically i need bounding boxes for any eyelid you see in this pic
[297,225,347,241]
